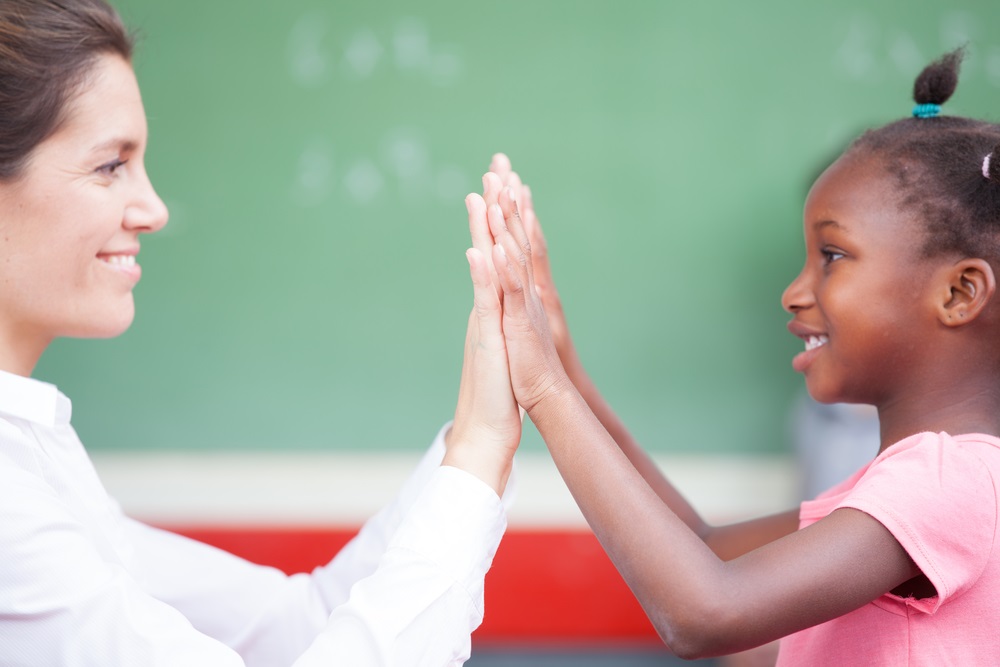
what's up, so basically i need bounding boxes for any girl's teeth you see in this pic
[805,335,828,351]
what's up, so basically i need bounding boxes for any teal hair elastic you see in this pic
[912,103,941,118]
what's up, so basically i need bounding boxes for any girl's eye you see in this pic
[96,158,128,176]
[821,248,845,265]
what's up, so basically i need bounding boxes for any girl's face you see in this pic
[0,55,168,375]
[781,151,942,406]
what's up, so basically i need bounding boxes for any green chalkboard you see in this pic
[36,0,1000,453]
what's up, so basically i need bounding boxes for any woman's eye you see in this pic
[97,158,128,176]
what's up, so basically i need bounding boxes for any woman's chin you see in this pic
[64,303,137,340]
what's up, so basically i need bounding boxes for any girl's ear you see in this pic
[937,258,997,327]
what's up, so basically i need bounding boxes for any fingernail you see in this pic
[497,243,506,258]
[507,186,517,203]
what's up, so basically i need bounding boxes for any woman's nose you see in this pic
[123,165,169,233]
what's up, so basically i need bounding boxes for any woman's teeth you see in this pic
[101,255,136,267]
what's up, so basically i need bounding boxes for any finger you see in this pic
[505,172,526,223]
[490,153,512,184]
[482,171,503,208]
[507,170,524,197]
[466,193,493,266]
[489,205,532,298]
[521,186,551,283]
[497,187,533,282]
[492,242,525,303]
[520,184,538,235]
[466,248,501,324]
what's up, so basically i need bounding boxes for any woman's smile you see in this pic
[97,250,142,282]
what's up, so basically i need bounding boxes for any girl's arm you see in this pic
[484,157,799,558]
[482,189,920,658]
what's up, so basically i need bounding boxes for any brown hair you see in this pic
[0,0,134,181]
[848,49,1000,263]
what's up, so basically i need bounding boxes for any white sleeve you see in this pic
[0,424,511,666]
[308,421,516,612]
[123,426,459,664]
[0,465,246,666]
[294,465,507,667]
[122,463,508,667]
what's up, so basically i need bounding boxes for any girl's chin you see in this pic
[803,379,846,406]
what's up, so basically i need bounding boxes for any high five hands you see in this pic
[443,154,580,497]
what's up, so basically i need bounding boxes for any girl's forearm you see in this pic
[559,353,711,538]
[526,381,735,656]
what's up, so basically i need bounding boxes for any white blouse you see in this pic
[0,370,511,666]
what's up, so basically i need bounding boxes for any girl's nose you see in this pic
[781,268,814,313]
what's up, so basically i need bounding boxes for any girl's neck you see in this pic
[876,381,1000,451]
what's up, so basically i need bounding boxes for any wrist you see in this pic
[441,440,514,497]
[524,370,577,422]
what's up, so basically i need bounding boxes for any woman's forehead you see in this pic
[53,55,146,152]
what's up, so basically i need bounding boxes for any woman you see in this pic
[0,1,520,665]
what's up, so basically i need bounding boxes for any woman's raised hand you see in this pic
[442,194,522,496]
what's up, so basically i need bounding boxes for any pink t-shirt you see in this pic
[776,432,1000,666]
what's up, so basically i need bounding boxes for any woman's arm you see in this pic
[482,189,919,657]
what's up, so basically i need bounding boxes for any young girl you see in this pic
[0,1,521,664]
[468,49,1000,663]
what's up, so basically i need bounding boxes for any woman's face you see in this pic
[0,54,168,374]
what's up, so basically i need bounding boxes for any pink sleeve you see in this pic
[836,433,998,613]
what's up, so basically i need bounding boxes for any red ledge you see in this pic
[161,524,661,644]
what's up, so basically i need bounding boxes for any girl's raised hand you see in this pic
[488,154,578,372]
[442,195,522,496]
[488,187,572,414]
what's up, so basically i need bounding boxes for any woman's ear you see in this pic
[937,258,997,327]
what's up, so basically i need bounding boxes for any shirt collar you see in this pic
[0,369,72,427]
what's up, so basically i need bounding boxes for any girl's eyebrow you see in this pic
[814,219,845,232]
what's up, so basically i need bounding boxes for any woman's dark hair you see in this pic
[0,0,133,181]
[847,48,1000,262]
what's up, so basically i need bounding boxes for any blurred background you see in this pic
[39,0,1000,457]
[39,0,1000,663]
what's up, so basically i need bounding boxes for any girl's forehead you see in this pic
[806,153,896,214]
[802,151,916,241]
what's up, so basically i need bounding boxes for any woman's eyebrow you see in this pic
[89,137,138,153]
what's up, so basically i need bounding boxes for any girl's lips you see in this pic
[791,334,828,373]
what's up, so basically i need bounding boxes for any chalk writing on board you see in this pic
[291,130,469,208]
[342,29,383,80]
[288,14,463,86]
[832,11,1000,87]
[287,14,468,206]
[288,12,329,88]
[344,158,384,204]
[292,138,336,207]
